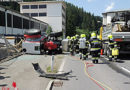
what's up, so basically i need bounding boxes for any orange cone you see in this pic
[101,49,103,55]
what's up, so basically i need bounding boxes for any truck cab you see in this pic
[22,29,47,54]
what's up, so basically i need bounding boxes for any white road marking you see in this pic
[121,67,130,73]
[101,55,109,60]
[58,59,66,74]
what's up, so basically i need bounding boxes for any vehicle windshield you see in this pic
[26,36,44,42]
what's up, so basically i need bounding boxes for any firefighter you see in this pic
[89,32,101,63]
[108,34,118,61]
[79,34,88,60]
[75,34,80,54]
[66,36,71,52]
[70,36,75,55]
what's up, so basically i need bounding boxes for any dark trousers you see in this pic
[91,50,100,59]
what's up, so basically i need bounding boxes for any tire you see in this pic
[22,48,26,52]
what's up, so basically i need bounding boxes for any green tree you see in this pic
[46,26,52,35]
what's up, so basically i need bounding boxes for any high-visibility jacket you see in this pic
[86,41,89,48]
[74,38,79,46]
[89,38,101,51]
[108,40,116,49]
[79,38,86,49]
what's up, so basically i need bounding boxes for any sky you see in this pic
[64,0,130,16]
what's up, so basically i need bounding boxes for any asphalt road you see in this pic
[52,55,130,90]
[0,54,64,90]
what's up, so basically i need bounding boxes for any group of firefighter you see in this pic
[66,32,118,63]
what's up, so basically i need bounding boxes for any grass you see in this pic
[46,66,57,73]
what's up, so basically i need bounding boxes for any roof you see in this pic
[18,1,66,8]
[102,9,130,15]
[0,5,48,25]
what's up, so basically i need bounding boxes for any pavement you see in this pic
[0,54,65,90]
[1,52,130,90]
[52,55,130,90]
[101,55,130,78]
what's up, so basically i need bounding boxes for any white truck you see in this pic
[101,10,130,56]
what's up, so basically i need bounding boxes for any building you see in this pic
[0,5,48,36]
[19,1,66,38]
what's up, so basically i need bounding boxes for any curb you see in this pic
[100,55,130,78]
[46,80,54,90]
[46,56,66,90]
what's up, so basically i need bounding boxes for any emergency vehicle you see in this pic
[100,10,130,56]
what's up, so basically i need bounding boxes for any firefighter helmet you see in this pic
[97,35,100,39]
[80,34,84,38]
[91,32,96,38]
[73,36,76,39]
[83,34,86,38]
[108,35,113,40]
[67,36,70,39]
[75,34,79,39]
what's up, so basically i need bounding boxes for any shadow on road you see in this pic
[0,76,10,80]
[0,84,8,87]
[116,60,125,63]
[118,54,130,60]
[0,67,7,70]
[124,82,130,84]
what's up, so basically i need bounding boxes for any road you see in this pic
[0,54,64,90]
[52,55,130,90]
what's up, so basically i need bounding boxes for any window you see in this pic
[23,18,29,29]
[39,5,46,8]
[13,15,22,29]
[30,21,34,28]
[31,5,38,9]
[0,11,5,26]
[40,24,47,32]
[7,13,12,27]
[39,13,47,16]
[23,13,30,16]
[31,13,38,17]
[22,5,29,9]
[34,22,40,29]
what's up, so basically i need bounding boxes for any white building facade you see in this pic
[19,1,66,37]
